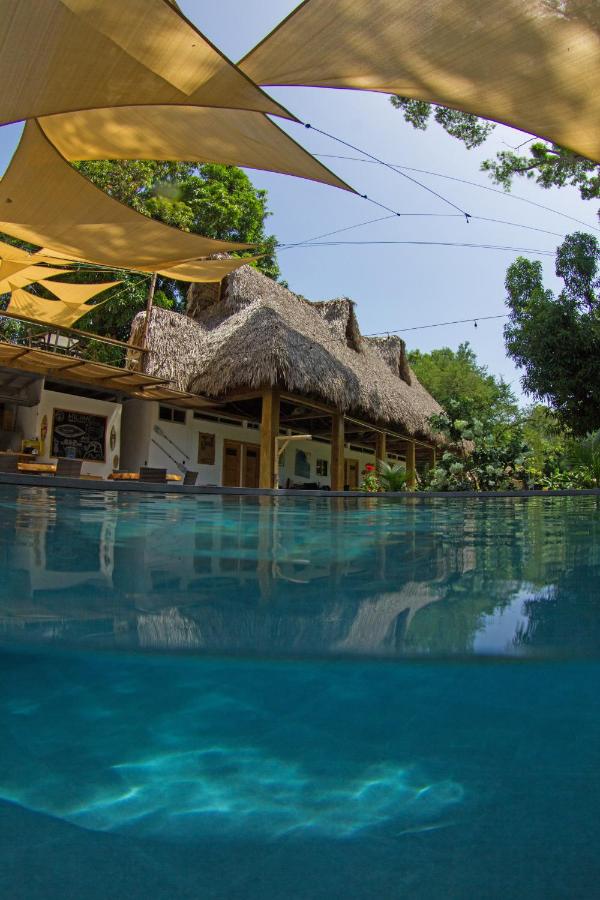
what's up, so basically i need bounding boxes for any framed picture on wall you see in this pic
[51,408,107,461]
[197,432,215,465]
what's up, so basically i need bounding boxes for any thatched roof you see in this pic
[131,265,443,441]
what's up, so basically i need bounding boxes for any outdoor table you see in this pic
[109,472,182,482]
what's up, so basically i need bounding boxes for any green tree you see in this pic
[504,232,600,433]
[390,98,600,207]
[408,342,519,432]
[75,159,280,279]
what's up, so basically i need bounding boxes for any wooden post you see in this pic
[406,440,417,490]
[331,413,345,491]
[431,446,437,468]
[259,388,280,489]
[140,272,157,371]
[375,431,387,464]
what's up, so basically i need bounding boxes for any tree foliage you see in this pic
[75,159,280,279]
[504,232,600,433]
[390,98,600,206]
[408,341,519,432]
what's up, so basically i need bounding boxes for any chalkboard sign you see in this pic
[51,408,107,461]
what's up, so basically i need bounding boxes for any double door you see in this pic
[222,440,260,488]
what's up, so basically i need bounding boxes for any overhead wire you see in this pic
[315,152,600,233]
[299,121,472,219]
[365,313,508,335]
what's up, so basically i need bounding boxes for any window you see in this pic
[159,405,186,424]
[316,458,328,477]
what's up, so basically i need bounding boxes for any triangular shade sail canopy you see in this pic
[39,108,352,192]
[0,0,291,125]
[0,259,34,282]
[158,256,263,283]
[242,0,600,162]
[39,279,122,304]
[0,239,75,267]
[0,122,252,269]
[7,287,112,328]
[0,266,72,295]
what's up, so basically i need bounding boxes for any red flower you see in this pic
[365,464,375,472]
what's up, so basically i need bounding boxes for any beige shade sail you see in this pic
[158,256,263,283]
[0,266,72,295]
[241,0,600,162]
[0,0,291,126]
[38,279,122,305]
[39,107,353,193]
[0,241,80,267]
[0,259,34,282]
[0,122,253,269]
[6,287,112,328]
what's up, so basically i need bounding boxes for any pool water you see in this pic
[1,486,599,898]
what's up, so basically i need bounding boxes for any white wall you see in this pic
[16,387,122,479]
[121,402,381,488]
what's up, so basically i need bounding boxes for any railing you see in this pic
[0,308,147,370]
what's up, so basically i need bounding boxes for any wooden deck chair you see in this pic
[183,470,198,486]
[0,454,19,473]
[139,466,167,483]
[55,457,83,478]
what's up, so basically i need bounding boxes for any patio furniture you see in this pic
[0,453,19,473]
[183,470,198,486]
[139,467,167,483]
[108,471,181,482]
[55,457,83,478]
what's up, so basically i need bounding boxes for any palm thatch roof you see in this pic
[131,265,443,442]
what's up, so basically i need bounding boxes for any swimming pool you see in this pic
[1,485,599,897]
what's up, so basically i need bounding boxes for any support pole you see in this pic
[431,446,437,468]
[406,440,417,490]
[140,272,157,370]
[259,388,280,489]
[331,413,345,491]
[375,431,387,464]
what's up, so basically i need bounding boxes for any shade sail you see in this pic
[0,260,33,282]
[39,279,122,305]
[0,240,73,266]
[0,0,291,125]
[0,122,252,269]
[0,266,72,295]
[7,287,112,328]
[39,108,353,192]
[241,0,600,162]
[158,256,262,283]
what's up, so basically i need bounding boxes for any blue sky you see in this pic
[2,0,598,403]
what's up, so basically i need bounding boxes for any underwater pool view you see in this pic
[1,485,599,898]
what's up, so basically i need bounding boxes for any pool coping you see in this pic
[1,471,600,499]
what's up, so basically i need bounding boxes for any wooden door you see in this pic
[243,444,260,488]
[345,458,359,490]
[222,440,242,487]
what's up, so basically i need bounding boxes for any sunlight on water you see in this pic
[0,747,463,840]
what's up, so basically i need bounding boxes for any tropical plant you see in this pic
[424,400,529,492]
[359,463,381,492]
[376,459,409,491]
[568,430,600,485]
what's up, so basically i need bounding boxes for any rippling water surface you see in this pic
[1,486,599,898]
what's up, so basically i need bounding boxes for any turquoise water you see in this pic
[1,486,599,898]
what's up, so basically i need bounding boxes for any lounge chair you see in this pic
[139,466,167,483]
[0,454,19,473]
[55,457,83,478]
[183,470,198,486]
